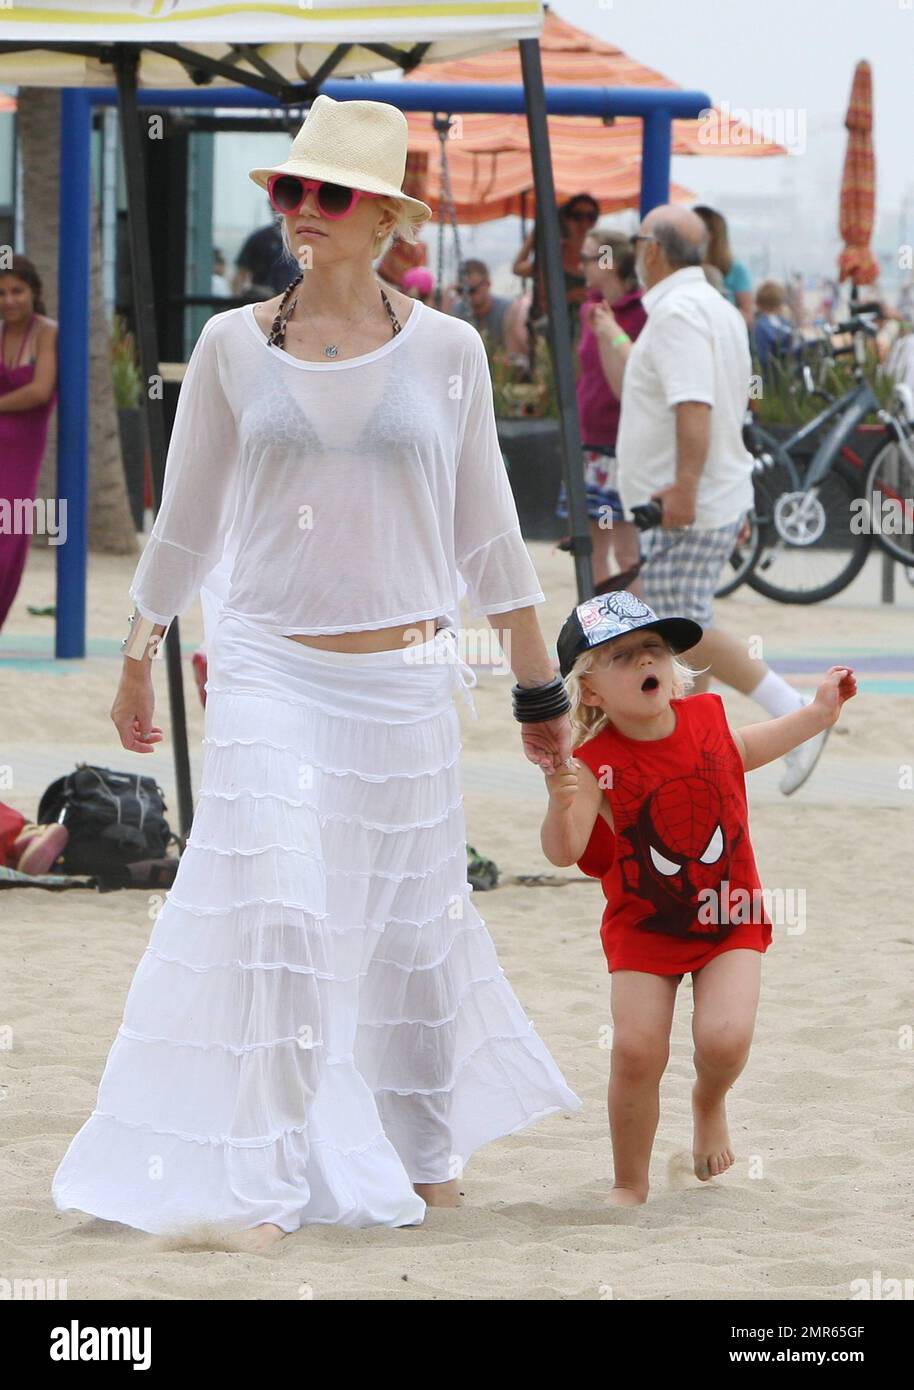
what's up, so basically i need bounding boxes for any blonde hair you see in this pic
[566,638,709,748]
[278,194,424,266]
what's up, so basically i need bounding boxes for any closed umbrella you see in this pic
[838,59,879,289]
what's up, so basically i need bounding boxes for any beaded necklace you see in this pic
[267,274,402,359]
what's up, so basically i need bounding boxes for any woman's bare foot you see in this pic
[413,1179,462,1207]
[692,1089,736,1180]
[607,1184,648,1206]
[230,1221,287,1252]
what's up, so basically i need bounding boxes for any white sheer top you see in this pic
[128,297,546,636]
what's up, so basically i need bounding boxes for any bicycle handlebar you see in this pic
[834,316,878,337]
[631,500,663,531]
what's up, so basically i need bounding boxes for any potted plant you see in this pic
[487,327,583,539]
[111,313,146,531]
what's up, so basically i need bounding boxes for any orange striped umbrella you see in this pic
[402,6,785,223]
[838,60,878,287]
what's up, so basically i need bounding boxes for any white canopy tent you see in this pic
[0,1,596,836]
[0,1,546,81]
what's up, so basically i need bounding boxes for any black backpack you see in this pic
[37,762,179,877]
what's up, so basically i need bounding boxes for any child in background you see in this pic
[541,591,856,1205]
[752,280,795,374]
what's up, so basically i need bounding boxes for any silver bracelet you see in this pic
[121,607,170,661]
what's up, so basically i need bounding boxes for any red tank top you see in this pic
[573,692,772,974]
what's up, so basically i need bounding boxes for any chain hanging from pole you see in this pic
[432,112,464,312]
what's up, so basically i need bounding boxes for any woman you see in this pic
[0,255,58,630]
[554,229,647,588]
[693,205,753,329]
[51,95,581,1250]
[513,193,598,348]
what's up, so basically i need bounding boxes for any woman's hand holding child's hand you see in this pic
[521,717,573,774]
[813,666,857,727]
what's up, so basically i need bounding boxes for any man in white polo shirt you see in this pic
[613,203,829,794]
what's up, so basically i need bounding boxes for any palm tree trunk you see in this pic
[19,86,138,556]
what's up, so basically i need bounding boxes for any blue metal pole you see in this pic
[640,110,674,218]
[81,82,712,121]
[56,88,92,659]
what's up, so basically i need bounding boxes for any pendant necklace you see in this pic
[268,274,402,358]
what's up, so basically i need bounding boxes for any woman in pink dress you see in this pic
[0,254,59,630]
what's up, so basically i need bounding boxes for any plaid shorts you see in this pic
[637,517,744,627]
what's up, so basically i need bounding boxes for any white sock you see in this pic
[748,669,806,719]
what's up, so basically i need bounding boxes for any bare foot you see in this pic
[607,1185,648,1207]
[413,1179,462,1207]
[692,1089,736,1181]
[229,1221,287,1252]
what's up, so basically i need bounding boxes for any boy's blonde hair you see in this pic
[566,638,709,749]
[278,194,424,266]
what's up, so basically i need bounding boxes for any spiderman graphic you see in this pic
[612,729,747,939]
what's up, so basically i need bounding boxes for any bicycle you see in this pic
[862,387,914,568]
[730,305,914,603]
[713,321,867,602]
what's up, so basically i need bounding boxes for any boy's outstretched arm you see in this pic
[732,665,857,772]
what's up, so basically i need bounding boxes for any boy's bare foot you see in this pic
[413,1179,462,1207]
[607,1185,648,1206]
[229,1221,287,1252]
[692,1090,735,1180]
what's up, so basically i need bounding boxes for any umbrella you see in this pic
[838,59,879,288]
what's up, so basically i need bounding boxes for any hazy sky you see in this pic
[556,0,910,211]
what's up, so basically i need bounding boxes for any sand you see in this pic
[1,537,912,1300]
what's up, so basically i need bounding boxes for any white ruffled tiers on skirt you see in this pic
[51,617,582,1235]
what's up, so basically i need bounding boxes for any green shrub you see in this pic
[110,312,143,410]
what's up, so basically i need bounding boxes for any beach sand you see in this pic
[1,538,912,1300]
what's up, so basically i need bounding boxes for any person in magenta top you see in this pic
[555,228,647,588]
[540,591,857,1205]
[0,254,59,631]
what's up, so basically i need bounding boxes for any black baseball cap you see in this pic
[557,591,703,679]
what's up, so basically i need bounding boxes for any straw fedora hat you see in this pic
[248,93,433,225]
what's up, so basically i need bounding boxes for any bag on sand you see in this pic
[37,763,179,878]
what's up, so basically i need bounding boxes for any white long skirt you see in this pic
[51,613,582,1234]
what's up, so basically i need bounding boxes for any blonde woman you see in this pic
[51,96,581,1250]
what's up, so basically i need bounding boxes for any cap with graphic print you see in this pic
[557,590,703,679]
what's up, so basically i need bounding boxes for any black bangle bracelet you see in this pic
[513,692,571,723]
[511,675,571,724]
[512,675,567,706]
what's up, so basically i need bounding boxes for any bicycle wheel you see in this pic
[714,512,762,597]
[864,435,914,565]
[747,455,872,603]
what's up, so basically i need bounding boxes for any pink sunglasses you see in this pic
[267,173,383,221]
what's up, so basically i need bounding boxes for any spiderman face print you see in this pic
[632,774,739,931]
[611,729,746,939]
